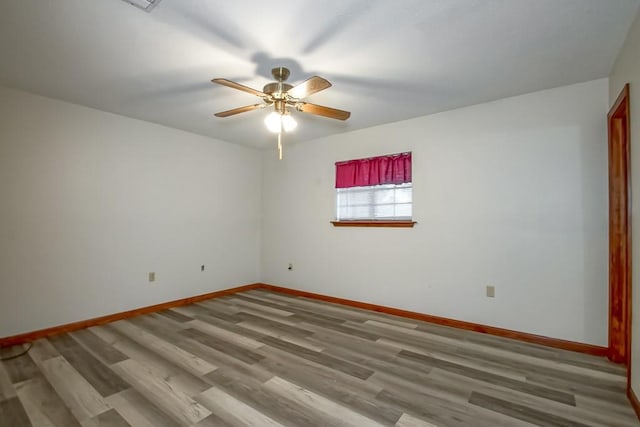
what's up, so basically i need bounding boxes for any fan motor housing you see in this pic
[263,82,293,98]
[271,67,290,82]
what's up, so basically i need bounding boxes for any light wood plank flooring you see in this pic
[0,289,637,426]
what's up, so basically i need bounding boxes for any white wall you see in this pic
[0,86,261,337]
[610,10,640,397]
[0,77,610,346]
[262,78,609,346]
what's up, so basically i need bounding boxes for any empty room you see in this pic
[1,0,640,426]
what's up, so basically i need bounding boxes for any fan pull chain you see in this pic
[277,118,284,160]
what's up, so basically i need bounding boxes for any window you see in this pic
[333,152,414,227]
[336,183,412,220]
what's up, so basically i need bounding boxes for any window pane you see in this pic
[373,205,395,218]
[346,191,372,205]
[336,183,412,220]
[341,205,370,219]
[375,189,395,204]
[395,188,412,203]
[395,203,412,218]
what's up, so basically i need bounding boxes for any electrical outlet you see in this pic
[148,272,155,282]
[288,263,293,271]
[486,285,495,298]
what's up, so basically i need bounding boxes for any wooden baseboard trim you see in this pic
[256,283,609,357]
[1,281,610,358]
[0,283,261,348]
[629,387,640,421]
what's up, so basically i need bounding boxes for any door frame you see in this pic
[608,83,631,366]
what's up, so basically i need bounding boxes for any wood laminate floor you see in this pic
[0,289,637,427]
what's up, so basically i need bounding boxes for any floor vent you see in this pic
[121,0,162,12]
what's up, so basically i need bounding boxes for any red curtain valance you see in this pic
[335,152,412,189]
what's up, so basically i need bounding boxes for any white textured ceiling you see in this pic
[0,0,638,148]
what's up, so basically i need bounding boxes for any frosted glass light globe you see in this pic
[264,112,297,133]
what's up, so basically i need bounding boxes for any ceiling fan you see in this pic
[212,67,350,159]
[212,67,350,123]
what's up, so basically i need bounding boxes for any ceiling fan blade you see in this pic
[297,102,351,120]
[212,78,267,98]
[287,76,331,99]
[214,103,265,117]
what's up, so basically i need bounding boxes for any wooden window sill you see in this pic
[331,220,416,228]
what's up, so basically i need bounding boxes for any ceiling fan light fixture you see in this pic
[265,111,297,133]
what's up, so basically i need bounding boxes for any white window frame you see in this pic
[336,182,413,221]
